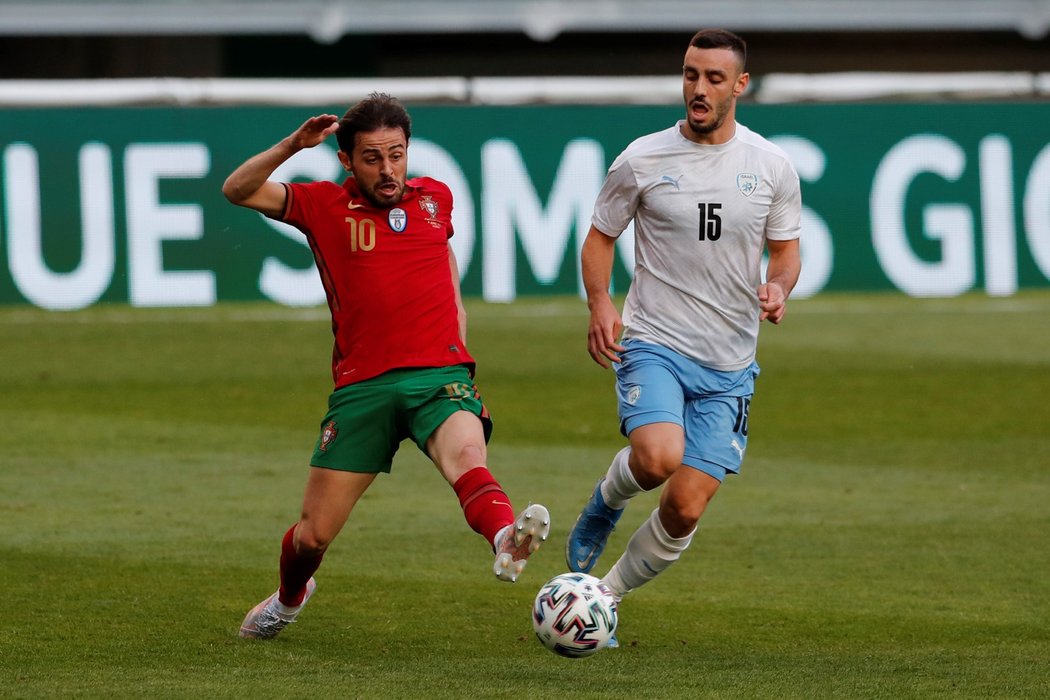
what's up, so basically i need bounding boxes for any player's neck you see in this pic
[680,118,737,146]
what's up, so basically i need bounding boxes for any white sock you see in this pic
[599,446,644,509]
[274,598,302,617]
[601,508,694,598]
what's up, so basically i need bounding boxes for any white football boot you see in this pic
[239,577,317,639]
[493,504,550,582]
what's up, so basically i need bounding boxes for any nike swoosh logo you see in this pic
[347,201,366,209]
[491,500,511,507]
[575,549,597,571]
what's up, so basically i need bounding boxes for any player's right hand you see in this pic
[587,297,625,368]
[290,114,340,150]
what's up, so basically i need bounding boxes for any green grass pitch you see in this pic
[2,293,1048,698]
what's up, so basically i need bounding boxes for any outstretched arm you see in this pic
[222,114,340,218]
[759,238,801,324]
[581,225,625,368]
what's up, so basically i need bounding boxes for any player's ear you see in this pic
[337,150,353,173]
[734,72,750,97]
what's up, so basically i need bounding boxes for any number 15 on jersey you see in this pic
[698,202,722,241]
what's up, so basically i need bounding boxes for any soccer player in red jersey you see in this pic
[223,93,550,639]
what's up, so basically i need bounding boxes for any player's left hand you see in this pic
[758,281,787,324]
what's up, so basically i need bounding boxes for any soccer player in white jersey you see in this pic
[565,29,802,642]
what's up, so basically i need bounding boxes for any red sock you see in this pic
[453,466,515,547]
[278,524,323,607]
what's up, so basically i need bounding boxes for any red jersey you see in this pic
[281,176,475,388]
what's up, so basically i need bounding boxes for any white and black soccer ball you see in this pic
[532,572,618,658]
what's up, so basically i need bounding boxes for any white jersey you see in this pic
[592,121,802,370]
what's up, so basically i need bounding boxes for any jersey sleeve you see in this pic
[436,180,456,241]
[591,155,641,238]
[765,158,803,241]
[279,181,321,232]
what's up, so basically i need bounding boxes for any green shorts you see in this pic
[310,365,493,473]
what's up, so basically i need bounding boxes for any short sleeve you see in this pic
[279,181,319,232]
[765,159,802,241]
[591,156,641,238]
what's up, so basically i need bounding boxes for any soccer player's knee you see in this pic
[295,527,332,557]
[458,443,485,470]
[631,444,682,488]
[660,507,700,538]
[660,493,706,537]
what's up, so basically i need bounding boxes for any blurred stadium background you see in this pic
[1,0,1049,309]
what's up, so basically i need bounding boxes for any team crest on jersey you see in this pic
[318,420,338,452]
[626,385,641,405]
[418,195,442,228]
[388,207,407,232]
[737,173,759,197]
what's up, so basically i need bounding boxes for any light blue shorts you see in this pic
[614,339,760,481]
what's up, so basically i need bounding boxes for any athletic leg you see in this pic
[427,409,509,540]
[568,339,689,573]
[565,446,634,573]
[427,410,549,582]
[599,445,645,509]
[566,422,683,573]
[601,467,719,597]
[239,467,376,639]
[284,466,377,597]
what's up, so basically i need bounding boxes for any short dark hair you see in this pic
[689,29,747,70]
[336,92,412,153]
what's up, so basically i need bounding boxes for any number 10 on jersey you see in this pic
[698,202,722,241]
[345,216,377,252]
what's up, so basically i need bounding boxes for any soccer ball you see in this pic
[532,572,618,658]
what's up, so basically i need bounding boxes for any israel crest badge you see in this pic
[737,173,759,197]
